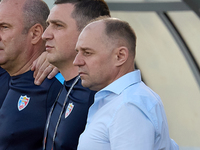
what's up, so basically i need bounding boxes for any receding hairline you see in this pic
[81,19,117,52]
[85,18,137,57]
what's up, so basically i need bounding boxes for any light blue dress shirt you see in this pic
[78,70,179,150]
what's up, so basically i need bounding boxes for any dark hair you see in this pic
[103,18,137,58]
[22,0,50,34]
[54,0,110,31]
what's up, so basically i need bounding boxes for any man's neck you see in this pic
[59,65,79,81]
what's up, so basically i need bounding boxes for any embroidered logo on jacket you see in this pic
[65,103,74,118]
[18,95,30,111]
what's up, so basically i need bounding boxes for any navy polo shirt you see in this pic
[0,67,10,107]
[0,70,63,150]
[44,76,95,150]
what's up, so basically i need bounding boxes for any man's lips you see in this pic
[45,45,54,51]
[79,72,86,76]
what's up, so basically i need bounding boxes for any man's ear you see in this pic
[30,23,44,44]
[115,46,129,67]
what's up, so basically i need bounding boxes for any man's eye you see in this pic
[84,51,92,56]
[56,24,63,28]
[51,23,63,29]
[1,26,8,29]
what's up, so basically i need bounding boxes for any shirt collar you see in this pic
[97,70,141,96]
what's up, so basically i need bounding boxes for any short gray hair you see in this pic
[22,0,50,34]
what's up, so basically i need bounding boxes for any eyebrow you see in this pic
[46,19,66,25]
[80,47,95,52]
[0,22,9,25]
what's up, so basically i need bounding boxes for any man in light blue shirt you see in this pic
[73,17,179,150]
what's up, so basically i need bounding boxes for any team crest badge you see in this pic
[18,95,30,111]
[65,103,74,118]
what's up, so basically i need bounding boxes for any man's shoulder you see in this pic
[41,72,64,88]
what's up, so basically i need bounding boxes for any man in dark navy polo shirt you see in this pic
[41,0,110,149]
[0,0,63,149]
[0,54,59,109]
